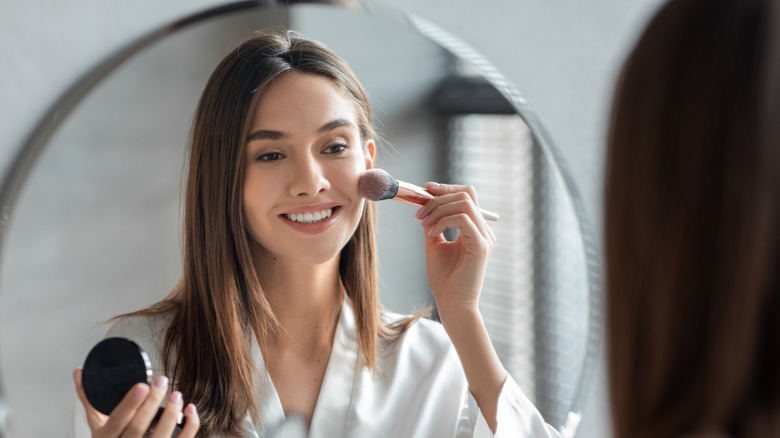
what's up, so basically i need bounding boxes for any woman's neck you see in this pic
[256,254,344,351]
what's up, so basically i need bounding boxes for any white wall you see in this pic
[0,1,666,437]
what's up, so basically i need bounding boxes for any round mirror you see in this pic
[0,2,601,436]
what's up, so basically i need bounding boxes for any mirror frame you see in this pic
[0,0,603,434]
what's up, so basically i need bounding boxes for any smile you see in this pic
[284,208,334,224]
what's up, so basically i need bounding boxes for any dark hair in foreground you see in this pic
[121,31,419,436]
[605,0,780,436]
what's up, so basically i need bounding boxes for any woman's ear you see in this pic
[364,139,376,170]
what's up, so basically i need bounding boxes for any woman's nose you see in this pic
[289,156,330,197]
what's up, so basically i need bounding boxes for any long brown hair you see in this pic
[605,0,780,436]
[125,31,415,436]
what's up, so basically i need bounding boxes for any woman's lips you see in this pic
[280,206,341,234]
[284,207,334,224]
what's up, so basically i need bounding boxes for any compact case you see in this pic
[82,337,183,436]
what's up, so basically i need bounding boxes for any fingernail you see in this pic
[132,384,150,400]
[415,208,424,218]
[169,391,182,405]
[427,181,440,188]
[154,376,169,389]
[186,404,198,415]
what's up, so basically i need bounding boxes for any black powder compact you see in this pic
[81,337,183,436]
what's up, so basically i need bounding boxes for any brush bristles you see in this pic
[358,169,399,201]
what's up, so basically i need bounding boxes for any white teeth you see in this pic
[285,208,333,224]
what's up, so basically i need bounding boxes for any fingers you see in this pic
[420,198,487,237]
[425,182,479,205]
[94,381,151,437]
[119,376,169,438]
[424,182,499,222]
[416,184,493,244]
[150,391,184,438]
[74,367,152,435]
[151,394,201,438]
[147,388,201,438]
[74,367,201,437]
[178,404,201,438]
[428,213,485,244]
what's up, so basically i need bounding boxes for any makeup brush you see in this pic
[357,168,499,221]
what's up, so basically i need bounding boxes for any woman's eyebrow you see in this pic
[318,118,356,133]
[247,129,286,142]
[247,118,356,143]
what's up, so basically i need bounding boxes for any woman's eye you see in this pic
[257,151,284,162]
[324,143,348,154]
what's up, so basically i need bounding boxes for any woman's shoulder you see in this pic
[381,309,454,356]
[104,311,175,373]
[378,310,465,390]
[106,311,172,341]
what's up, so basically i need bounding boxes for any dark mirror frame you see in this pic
[0,1,603,434]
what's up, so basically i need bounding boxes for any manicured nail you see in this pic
[154,376,169,389]
[132,384,150,400]
[186,404,198,415]
[169,391,182,405]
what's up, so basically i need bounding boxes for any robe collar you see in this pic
[252,296,360,437]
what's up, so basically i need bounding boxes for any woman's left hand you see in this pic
[415,182,496,316]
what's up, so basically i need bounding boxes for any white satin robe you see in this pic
[69,297,560,437]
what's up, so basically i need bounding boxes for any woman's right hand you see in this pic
[73,368,200,437]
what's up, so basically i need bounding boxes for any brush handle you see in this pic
[395,181,499,222]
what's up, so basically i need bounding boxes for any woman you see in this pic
[71,31,557,437]
[605,0,780,436]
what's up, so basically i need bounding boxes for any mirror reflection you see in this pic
[0,4,591,436]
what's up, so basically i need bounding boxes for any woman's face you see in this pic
[243,71,375,267]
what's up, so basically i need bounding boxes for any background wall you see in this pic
[0,0,666,436]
